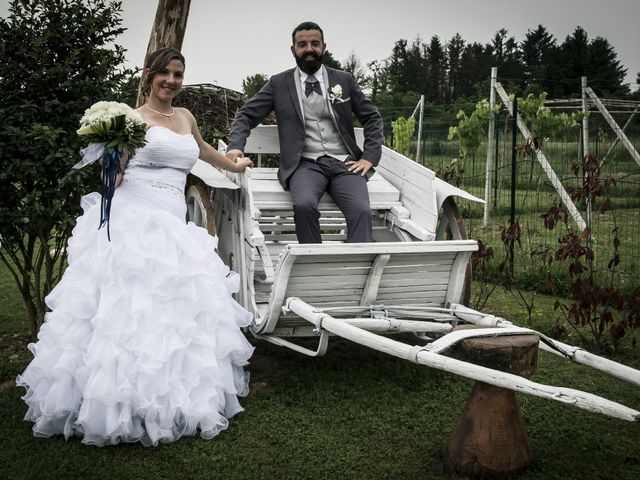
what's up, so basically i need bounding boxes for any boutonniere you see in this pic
[328,84,349,104]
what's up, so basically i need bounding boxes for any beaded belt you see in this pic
[121,177,184,198]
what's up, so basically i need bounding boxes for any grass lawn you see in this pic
[1,260,639,480]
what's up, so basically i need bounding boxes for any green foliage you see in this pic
[241,73,269,98]
[322,49,342,70]
[391,116,415,158]
[0,0,135,337]
[447,98,496,160]
[448,94,581,165]
[512,92,582,143]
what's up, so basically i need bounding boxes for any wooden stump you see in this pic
[443,327,540,479]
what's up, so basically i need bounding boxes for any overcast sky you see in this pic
[2,0,639,93]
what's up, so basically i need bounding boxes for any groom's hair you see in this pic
[291,22,324,44]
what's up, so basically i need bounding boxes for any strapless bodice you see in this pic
[128,125,199,171]
[117,126,200,218]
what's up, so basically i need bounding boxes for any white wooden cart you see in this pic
[186,125,640,422]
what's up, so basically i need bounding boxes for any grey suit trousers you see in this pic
[288,156,372,244]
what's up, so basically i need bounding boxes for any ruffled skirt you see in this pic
[17,189,254,446]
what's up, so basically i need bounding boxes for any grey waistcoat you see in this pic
[301,91,349,161]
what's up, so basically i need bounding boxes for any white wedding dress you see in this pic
[17,126,254,447]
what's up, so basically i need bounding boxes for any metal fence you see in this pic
[402,114,640,294]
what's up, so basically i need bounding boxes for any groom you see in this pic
[226,21,384,243]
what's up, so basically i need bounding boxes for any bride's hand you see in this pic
[232,156,253,173]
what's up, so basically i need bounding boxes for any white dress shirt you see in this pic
[299,67,327,97]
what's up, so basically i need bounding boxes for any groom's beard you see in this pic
[295,51,323,74]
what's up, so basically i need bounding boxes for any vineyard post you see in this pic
[509,97,517,276]
[415,95,425,163]
[483,67,497,227]
[582,76,592,226]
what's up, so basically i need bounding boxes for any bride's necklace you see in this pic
[145,104,175,120]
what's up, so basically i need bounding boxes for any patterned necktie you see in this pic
[305,75,322,97]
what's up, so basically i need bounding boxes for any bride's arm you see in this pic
[115,150,130,188]
[99,150,130,188]
[186,110,253,173]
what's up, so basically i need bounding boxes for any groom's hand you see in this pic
[346,159,373,176]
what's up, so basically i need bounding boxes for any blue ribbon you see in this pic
[99,146,121,241]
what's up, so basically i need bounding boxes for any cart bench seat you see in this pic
[251,240,477,336]
[245,168,437,296]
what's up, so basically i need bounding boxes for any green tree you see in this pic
[0,0,134,338]
[558,26,590,96]
[489,28,524,94]
[445,33,465,103]
[384,37,426,95]
[458,41,492,100]
[521,24,561,96]
[322,50,342,70]
[586,36,629,96]
[558,26,629,97]
[424,35,447,103]
[343,51,370,89]
[241,73,269,98]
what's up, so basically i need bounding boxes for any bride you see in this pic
[17,48,255,447]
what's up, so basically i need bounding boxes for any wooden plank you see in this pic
[379,276,451,287]
[378,276,450,287]
[377,285,448,295]
[286,288,364,299]
[259,222,347,233]
[244,125,281,154]
[266,233,348,242]
[250,167,401,208]
[376,293,446,303]
[285,240,477,257]
[382,265,453,275]
[375,147,440,230]
[254,200,402,210]
[360,253,390,305]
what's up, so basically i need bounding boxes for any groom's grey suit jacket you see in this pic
[227,66,384,190]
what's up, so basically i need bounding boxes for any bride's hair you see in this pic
[140,48,186,100]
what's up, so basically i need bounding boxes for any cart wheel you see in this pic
[186,185,216,236]
[436,197,472,306]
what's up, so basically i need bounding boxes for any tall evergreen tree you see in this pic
[459,42,492,100]
[385,37,426,95]
[322,50,342,70]
[343,51,370,89]
[559,26,590,96]
[445,33,465,103]
[424,35,447,103]
[586,37,629,96]
[521,24,561,96]
[490,28,524,94]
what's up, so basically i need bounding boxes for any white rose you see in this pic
[106,106,122,116]
[127,109,144,124]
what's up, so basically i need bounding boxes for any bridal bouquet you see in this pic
[75,101,147,239]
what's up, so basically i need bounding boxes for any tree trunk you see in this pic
[136,0,192,106]
[443,328,540,478]
[20,278,39,339]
